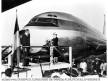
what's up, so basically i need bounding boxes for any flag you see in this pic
[14,16,19,34]
[5,10,20,77]
[12,11,20,68]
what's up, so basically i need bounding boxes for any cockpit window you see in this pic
[37,18,52,23]
[27,17,59,27]
[29,18,37,23]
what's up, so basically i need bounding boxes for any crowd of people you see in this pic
[72,57,107,77]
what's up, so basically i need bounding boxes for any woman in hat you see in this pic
[51,33,59,64]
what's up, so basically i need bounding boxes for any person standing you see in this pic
[52,33,59,64]
[20,29,30,66]
[100,60,107,76]
[93,58,101,74]
[79,59,87,74]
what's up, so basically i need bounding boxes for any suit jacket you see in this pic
[20,33,30,46]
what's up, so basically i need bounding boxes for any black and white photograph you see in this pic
[1,0,107,80]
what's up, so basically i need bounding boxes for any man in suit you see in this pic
[20,29,30,66]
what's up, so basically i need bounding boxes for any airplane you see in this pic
[4,12,106,77]
[21,12,106,60]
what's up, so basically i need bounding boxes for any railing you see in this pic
[20,46,72,65]
[1,45,12,63]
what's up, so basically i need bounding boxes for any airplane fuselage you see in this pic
[22,12,106,59]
